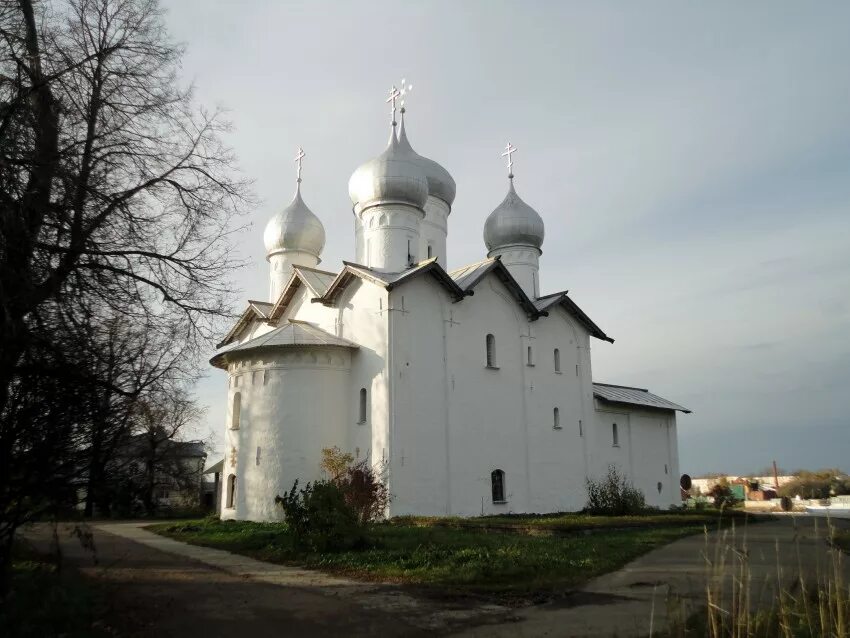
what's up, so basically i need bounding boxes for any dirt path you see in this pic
[23,522,508,637]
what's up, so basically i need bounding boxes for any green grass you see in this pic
[0,543,109,638]
[391,508,752,533]
[149,511,749,602]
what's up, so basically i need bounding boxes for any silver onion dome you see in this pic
[263,183,326,258]
[348,128,429,212]
[397,113,456,207]
[483,178,545,253]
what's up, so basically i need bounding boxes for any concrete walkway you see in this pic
[451,515,850,637]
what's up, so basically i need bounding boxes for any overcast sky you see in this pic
[161,0,850,477]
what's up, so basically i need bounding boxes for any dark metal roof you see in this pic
[593,383,691,413]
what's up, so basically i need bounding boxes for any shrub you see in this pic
[275,479,362,552]
[339,460,391,525]
[585,465,646,515]
[707,479,740,508]
[321,446,390,524]
[320,446,354,481]
[778,469,850,500]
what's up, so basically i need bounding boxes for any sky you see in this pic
[160,0,850,477]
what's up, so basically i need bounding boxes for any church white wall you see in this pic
[335,280,391,471]
[220,347,351,521]
[523,306,595,512]
[277,279,391,472]
[592,402,680,508]
[386,273,598,517]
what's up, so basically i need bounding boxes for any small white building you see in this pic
[212,99,690,521]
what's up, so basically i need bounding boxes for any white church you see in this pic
[212,89,690,521]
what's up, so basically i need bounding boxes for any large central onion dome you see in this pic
[396,112,456,207]
[483,178,545,254]
[263,183,326,258]
[348,129,429,212]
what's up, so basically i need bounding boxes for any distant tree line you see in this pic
[0,0,247,595]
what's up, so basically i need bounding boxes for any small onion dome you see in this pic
[483,178,545,253]
[263,183,326,258]
[348,129,429,212]
[397,114,456,207]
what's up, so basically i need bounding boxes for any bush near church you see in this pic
[275,447,390,550]
[584,465,646,515]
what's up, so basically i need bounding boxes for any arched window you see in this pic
[554,348,561,372]
[612,422,619,446]
[553,407,560,429]
[226,474,236,508]
[231,392,241,429]
[527,346,533,366]
[486,334,496,368]
[358,388,368,423]
[491,469,505,503]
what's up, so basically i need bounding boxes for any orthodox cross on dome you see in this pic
[399,78,413,113]
[386,85,402,126]
[294,146,306,183]
[502,142,517,179]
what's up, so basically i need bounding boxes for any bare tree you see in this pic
[0,0,248,592]
[129,388,206,515]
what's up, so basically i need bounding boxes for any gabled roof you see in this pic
[218,257,612,349]
[317,258,467,306]
[267,265,338,323]
[534,290,614,343]
[448,257,539,317]
[293,264,336,297]
[217,301,275,348]
[593,383,691,413]
[249,300,273,318]
[210,320,359,369]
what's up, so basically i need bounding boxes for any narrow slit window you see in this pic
[491,469,505,503]
[612,422,619,446]
[359,388,368,423]
[226,474,236,508]
[231,392,241,430]
[554,407,560,429]
[527,346,533,366]
[554,348,561,372]
[579,419,583,436]
[486,334,496,368]
[427,244,433,259]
